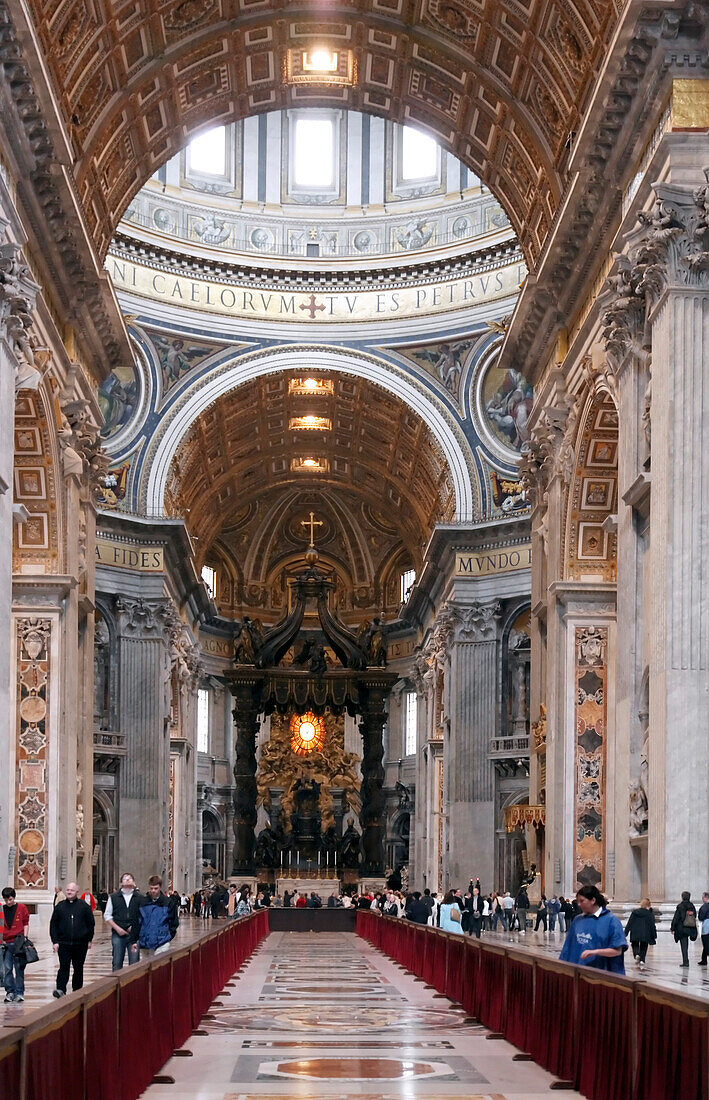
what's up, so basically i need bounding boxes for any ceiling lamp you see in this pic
[289,415,332,431]
[291,457,329,473]
[290,711,326,755]
[304,48,338,73]
[284,47,356,87]
[289,377,334,397]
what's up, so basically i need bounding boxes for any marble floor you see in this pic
[143,931,582,1100]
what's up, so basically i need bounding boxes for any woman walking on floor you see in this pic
[624,897,657,969]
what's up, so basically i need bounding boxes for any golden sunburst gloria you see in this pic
[290,711,326,755]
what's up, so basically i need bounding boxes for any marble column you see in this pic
[640,170,709,902]
[446,602,500,891]
[359,689,388,875]
[115,598,172,886]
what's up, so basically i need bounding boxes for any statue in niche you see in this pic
[340,816,361,868]
[629,781,648,836]
[512,660,528,732]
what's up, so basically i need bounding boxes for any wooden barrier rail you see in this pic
[356,910,709,1100]
[0,908,269,1100]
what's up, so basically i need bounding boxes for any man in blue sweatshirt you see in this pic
[138,875,179,956]
[559,885,628,974]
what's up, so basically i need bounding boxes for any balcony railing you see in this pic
[488,734,530,759]
[93,731,127,755]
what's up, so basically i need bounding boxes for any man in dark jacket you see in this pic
[406,892,430,924]
[104,872,144,970]
[138,876,179,955]
[50,881,94,996]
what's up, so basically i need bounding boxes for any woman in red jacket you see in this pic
[1,886,30,1002]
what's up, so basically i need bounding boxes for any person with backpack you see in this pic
[1,887,30,1003]
[138,875,179,956]
[671,891,698,968]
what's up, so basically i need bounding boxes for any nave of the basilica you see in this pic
[0,1,708,1096]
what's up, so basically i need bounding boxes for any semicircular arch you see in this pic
[143,345,479,523]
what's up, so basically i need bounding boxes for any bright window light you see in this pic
[294,117,334,188]
[188,126,226,176]
[401,126,438,181]
[405,691,417,756]
[197,688,210,753]
[201,565,217,600]
[400,568,416,602]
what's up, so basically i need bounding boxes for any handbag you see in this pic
[17,937,39,964]
[684,910,697,929]
[449,905,461,923]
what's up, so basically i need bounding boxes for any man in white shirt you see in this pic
[104,872,143,970]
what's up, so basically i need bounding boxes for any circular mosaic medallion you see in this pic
[20,695,46,724]
[19,828,44,854]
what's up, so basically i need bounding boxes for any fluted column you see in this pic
[616,160,709,903]
[116,598,172,886]
[446,602,500,890]
[648,266,709,902]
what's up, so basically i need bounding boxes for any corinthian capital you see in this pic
[452,601,501,642]
[602,171,709,370]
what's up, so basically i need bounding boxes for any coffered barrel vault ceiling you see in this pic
[25,0,622,266]
[165,371,454,621]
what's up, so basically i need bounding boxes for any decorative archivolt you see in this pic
[14,0,625,265]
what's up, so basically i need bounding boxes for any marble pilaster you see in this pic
[115,597,172,886]
[446,602,500,891]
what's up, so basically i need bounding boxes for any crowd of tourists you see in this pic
[3,874,709,1002]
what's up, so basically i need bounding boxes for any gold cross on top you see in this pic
[301,511,324,546]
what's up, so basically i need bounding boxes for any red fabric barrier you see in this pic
[444,936,465,1003]
[634,992,709,1100]
[431,930,447,990]
[476,948,506,1032]
[171,951,194,1045]
[26,1008,84,1098]
[529,964,577,1081]
[86,989,120,1100]
[0,1036,22,1093]
[190,941,212,1023]
[119,973,158,1095]
[422,928,436,985]
[576,975,633,1100]
[150,959,175,1070]
[459,939,479,1017]
[503,956,533,1052]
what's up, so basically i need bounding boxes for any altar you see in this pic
[276,874,340,897]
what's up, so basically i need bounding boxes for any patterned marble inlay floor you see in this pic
[144,932,582,1099]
